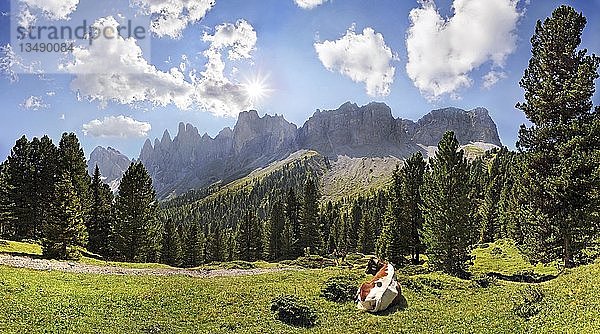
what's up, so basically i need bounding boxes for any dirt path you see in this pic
[0,254,290,278]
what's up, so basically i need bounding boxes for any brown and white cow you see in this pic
[356,258,402,313]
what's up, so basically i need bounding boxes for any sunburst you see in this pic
[241,74,272,105]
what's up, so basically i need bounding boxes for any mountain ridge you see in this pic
[92,102,502,198]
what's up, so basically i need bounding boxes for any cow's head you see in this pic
[365,257,384,275]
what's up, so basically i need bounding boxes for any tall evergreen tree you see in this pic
[41,172,87,259]
[0,163,13,238]
[58,133,91,228]
[479,153,502,243]
[264,201,285,261]
[398,152,426,264]
[280,216,295,260]
[204,223,223,262]
[299,178,321,255]
[234,211,263,261]
[357,209,375,255]
[285,188,301,257]
[113,162,160,262]
[421,131,477,276]
[88,165,114,257]
[161,219,182,267]
[30,136,60,240]
[5,136,35,240]
[516,5,600,267]
[183,223,203,267]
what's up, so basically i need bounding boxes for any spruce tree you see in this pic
[30,136,60,240]
[161,219,182,267]
[5,136,36,240]
[58,133,91,230]
[299,178,321,255]
[357,212,375,255]
[280,216,295,260]
[285,188,300,257]
[265,201,285,261]
[183,223,203,267]
[234,211,262,261]
[0,163,13,238]
[113,162,160,262]
[347,198,362,253]
[516,5,600,267]
[204,223,223,263]
[479,153,502,243]
[42,172,87,259]
[398,152,426,264]
[88,166,114,257]
[421,131,476,276]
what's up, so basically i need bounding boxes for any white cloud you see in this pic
[406,0,520,100]
[20,95,48,110]
[482,70,507,89]
[131,0,216,39]
[314,25,396,96]
[0,44,42,82]
[193,19,257,116]
[82,115,151,138]
[61,16,195,110]
[294,0,328,9]
[60,17,257,117]
[17,0,79,26]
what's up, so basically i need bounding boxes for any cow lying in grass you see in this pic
[356,258,402,313]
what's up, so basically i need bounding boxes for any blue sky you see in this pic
[0,0,599,160]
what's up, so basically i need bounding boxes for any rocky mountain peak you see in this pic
[87,146,131,192]
[134,101,502,198]
[412,107,501,146]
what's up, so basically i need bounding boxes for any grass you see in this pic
[78,257,173,269]
[0,239,42,256]
[0,239,171,270]
[471,239,559,276]
[2,239,599,333]
[2,261,600,333]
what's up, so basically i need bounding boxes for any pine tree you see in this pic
[479,153,502,243]
[299,178,321,255]
[285,188,301,257]
[204,223,223,263]
[516,5,600,267]
[398,152,426,264]
[161,219,182,267]
[0,163,13,238]
[265,201,285,261]
[421,131,477,276]
[183,223,203,267]
[58,133,91,230]
[5,136,36,240]
[347,198,362,253]
[88,166,114,257]
[280,216,295,260]
[30,136,60,240]
[234,211,263,261]
[42,172,87,259]
[498,152,526,244]
[113,162,160,262]
[357,212,375,255]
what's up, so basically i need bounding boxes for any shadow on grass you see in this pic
[374,294,409,316]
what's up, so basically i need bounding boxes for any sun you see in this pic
[242,74,272,104]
